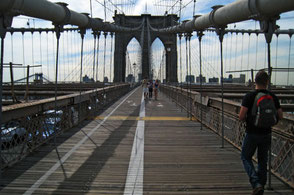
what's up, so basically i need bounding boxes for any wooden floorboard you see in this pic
[1,87,293,194]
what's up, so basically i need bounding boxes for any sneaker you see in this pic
[252,186,264,195]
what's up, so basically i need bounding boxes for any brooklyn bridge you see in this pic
[0,0,294,194]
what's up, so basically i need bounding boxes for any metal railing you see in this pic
[161,84,294,189]
[1,84,130,169]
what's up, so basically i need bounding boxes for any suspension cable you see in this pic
[95,32,100,82]
[92,31,97,82]
[39,32,43,75]
[62,31,65,81]
[53,25,67,177]
[66,31,70,82]
[79,29,86,122]
[188,33,192,120]
[103,32,107,82]
[240,33,244,72]
[46,32,49,80]
[255,33,259,70]
[193,0,196,16]
[31,32,34,75]
[185,33,189,118]
[109,32,114,82]
[287,35,292,85]
[10,32,14,63]
[90,0,93,17]
[22,32,26,79]
[197,31,204,130]
[247,33,251,81]
[229,32,233,72]
[179,34,182,83]
[274,34,279,84]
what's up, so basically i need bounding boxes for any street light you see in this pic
[133,62,136,82]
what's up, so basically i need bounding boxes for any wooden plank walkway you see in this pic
[0,87,293,194]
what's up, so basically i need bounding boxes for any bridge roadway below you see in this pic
[1,87,293,194]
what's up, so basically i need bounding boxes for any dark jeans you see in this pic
[149,88,153,98]
[241,133,271,188]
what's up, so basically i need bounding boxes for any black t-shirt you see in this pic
[241,89,281,134]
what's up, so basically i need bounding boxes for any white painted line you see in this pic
[23,87,139,195]
[123,93,145,195]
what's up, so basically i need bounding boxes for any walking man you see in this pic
[239,70,283,195]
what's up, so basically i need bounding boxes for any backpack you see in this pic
[250,91,277,128]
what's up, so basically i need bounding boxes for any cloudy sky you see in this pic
[3,0,294,84]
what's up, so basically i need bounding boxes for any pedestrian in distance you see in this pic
[142,77,148,99]
[148,80,153,99]
[154,79,159,100]
[239,70,283,195]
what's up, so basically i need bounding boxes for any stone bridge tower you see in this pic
[113,13,178,83]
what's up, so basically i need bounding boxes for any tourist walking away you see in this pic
[239,70,283,195]
[148,80,153,99]
[154,80,159,100]
[142,78,148,99]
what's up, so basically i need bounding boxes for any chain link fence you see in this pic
[161,84,294,189]
[1,84,130,169]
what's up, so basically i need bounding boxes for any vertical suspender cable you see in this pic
[216,28,225,148]
[221,32,225,148]
[96,32,101,82]
[255,33,259,70]
[39,32,43,75]
[188,33,192,120]
[287,35,292,86]
[10,32,14,62]
[46,32,49,80]
[52,32,56,79]
[62,31,65,81]
[229,32,233,71]
[198,31,203,130]
[234,33,238,73]
[179,33,183,111]
[92,31,97,82]
[31,32,34,75]
[274,35,279,84]
[241,33,244,71]
[53,26,67,177]
[262,19,277,189]
[193,0,196,17]
[89,0,93,18]
[103,32,107,83]
[109,33,114,82]
[247,33,251,82]
[185,33,189,118]
[22,32,26,79]
[79,29,85,122]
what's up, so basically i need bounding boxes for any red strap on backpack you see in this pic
[256,95,273,106]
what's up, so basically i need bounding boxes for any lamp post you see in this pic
[133,62,136,82]
[166,45,171,83]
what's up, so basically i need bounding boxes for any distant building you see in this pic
[103,77,109,83]
[185,75,195,83]
[196,74,206,83]
[126,74,134,82]
[223,74,233,83]
[209,77,219,83]
[83,75,94,83]
[138,73,142,82]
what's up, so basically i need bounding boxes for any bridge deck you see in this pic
[1,87,293,194]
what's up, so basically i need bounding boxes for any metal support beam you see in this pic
[153,0,294,33]
[0,0,141,32]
